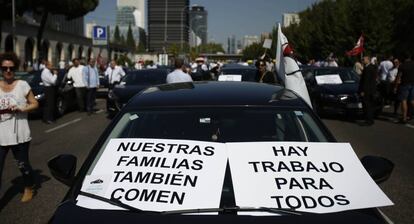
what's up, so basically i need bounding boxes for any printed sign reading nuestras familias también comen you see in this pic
[227,142,393,213]
[76,138,228,212]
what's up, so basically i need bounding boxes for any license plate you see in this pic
[347,103,363,109]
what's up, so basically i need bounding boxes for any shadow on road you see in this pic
[0,169,51,212]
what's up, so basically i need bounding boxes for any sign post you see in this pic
[93,26,108,46]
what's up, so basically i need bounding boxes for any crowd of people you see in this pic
[356,54,414,125]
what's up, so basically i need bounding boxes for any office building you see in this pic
[243,35,260,49]
[189,5,208,45]
[148,0,190,53]
[117,0,146,29]
[227,35,236,54]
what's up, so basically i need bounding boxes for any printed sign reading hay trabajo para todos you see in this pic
[227,142,393,213]
[77,138,228,212]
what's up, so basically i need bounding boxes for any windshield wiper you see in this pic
[78,191,159,214]
[162,206,309,216]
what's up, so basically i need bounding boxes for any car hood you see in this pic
[50,201,386,224]
[316,83,358,95]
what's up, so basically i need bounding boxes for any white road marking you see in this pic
[45,118,82,133]
[406,124,414,129]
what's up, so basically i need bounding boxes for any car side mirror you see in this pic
[361,156,394,184]
[48,154,77,186]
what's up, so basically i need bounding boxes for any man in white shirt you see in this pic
[40,60,57,123]
[105,60,125,88]
[67,58,86,111]
[166,59,193,84]
[379,56,394,106]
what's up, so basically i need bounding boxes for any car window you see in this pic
[123,70,168,85]
[102,108,328,144]
[315,69,359,83]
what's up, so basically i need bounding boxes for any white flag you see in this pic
[275,23,312,108]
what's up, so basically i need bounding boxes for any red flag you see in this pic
[346,35,364,56]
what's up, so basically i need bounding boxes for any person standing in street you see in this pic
[359,56,378,126]
[0,52,39,202]
[256,59,277,84]
[41,60,58,124]
[378,56,394,106]
[166,58,193,84]
[395,54,414,124]
[83,58,100,115]
[104,60,125,89]
[67,58,86,112]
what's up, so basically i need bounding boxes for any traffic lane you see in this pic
[322,117,414,224]
[0,100,110,224]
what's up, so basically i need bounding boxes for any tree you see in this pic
[126,24,136,51]
[242,42,264,61]
[113,25,121,44]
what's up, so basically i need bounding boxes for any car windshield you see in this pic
[315,68,359,83]
[122,70,168,86]
[99,107,328,148]
[220,68,257,82]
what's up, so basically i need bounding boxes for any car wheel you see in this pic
[56,97,66,117]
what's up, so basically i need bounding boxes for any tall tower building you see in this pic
[148,0,190,53]
[117,0,146,29]
[189,5,207,46]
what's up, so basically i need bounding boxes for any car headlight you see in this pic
[321,93,336,99]
[34,93,45,100]
[338,95,349,101]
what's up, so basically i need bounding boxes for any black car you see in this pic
[106,69,169,117]
[12,70,77,116]
[48,82,393,224]
[218,65,258,82]
[301,67,383,115]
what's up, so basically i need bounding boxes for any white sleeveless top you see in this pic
[0,80,32,146]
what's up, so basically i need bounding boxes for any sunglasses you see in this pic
[1,66,16,72]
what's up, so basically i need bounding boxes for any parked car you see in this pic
[301,66,383,116]
[12,70,77,116]
[48,82,393,223]
[217,64,258,82]
[106,69,170,117]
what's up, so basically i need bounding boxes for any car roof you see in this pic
[126,81,309,109]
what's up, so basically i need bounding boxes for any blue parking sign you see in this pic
[92,26,108,45]
[93,26,107,40]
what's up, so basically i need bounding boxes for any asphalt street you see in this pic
[0,102,413,224]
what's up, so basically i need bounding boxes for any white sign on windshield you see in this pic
[218,75,242,82]
[227,142,393,213]
[315,74,343,85]
[77,138,228,212]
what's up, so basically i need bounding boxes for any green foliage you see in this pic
[242,42,265,61]
[280,0,414,63]
[195,43,225,54]
[113,25,121,44]
[126,24,136,51]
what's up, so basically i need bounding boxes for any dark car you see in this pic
[48,82,393,224]
[106,69,169,117]
[301,67,383,116]
[12,70,77,116]
[218,65,258,82]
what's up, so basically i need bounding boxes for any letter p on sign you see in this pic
[93,26,106,40]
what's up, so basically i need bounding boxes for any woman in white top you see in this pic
[0,52,39,202]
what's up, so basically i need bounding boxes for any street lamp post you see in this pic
[180,6,190,52]
[12,0,16,52]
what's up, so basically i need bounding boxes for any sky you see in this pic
[85,0,319,46]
